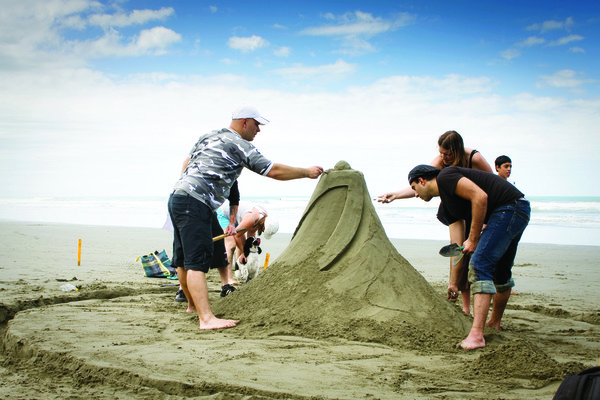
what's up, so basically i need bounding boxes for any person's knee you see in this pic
[468,262,494,288]
[470,280,496,295]
[185,264,210,274]
[494,278,515,293]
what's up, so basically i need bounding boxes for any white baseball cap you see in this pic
[231,105,270,125]
[262,216,279,240]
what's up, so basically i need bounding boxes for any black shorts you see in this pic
[168,193,227,273]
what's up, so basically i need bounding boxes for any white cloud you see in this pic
[501,48,521,60]
[3,66,599,201]
[526,17,575,33]
[536,69,595,88]
[516,36,545,47]
[503,29,582,61]
[0,1,598,205]
[272,59,355,80]
[0,1,180,68]
[134,26,182,55]
[61,14,88,30]
[227,35,269,52]
[303,11,415,37]
[570,47,585,53]
[548,34,584,46]
[274,46,291,57]
[539,20,564,32]
[88,7,175,29]
[300,11,415,55]
[501,36,543,60]
[209,6,217,13]
[303,11,393,36]
[71,26,182,57]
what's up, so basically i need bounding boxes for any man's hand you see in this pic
[225,223,237,236]
[462,237,478,255]
[306,166,324,179]
[377,193,396,203]
[447,285,459,302]
[267,164,324,180]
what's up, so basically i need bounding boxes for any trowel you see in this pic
[439,243,465,266]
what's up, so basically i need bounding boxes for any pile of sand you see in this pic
[215,161,471,351]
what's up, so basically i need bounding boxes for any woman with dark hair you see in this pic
[437,130,490,170]
[378,130,492,315]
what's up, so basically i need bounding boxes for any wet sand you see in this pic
[0,221,599,399]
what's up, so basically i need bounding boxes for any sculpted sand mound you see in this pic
[214,161,471,350]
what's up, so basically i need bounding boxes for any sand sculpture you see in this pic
[215,161,472,350]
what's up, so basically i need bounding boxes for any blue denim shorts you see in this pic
[168,193,227,273]
[469,199,531,294]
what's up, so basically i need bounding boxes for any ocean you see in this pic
[0,196,599,247]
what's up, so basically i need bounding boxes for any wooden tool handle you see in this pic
[212,214,267,242]
[213,227,246,242]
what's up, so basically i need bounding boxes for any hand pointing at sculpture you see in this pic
[267,164,323,180]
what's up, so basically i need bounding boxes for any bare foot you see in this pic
[511,289,519,295]
[186,307,197,313]
[461,334,486,350]
[486,320,502,331]
[199,317,239,330]
[462,307,471,315]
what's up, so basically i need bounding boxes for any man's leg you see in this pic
[462,293,492,350]
[460,289,471,315]
[224,236,240,285]
[172,197,238,329]
[177,266,196,313]
[463,200,530,349]
[487,289,510,330]
[212,213,237,288]
[186,269,238,330]
[448,220,470,314]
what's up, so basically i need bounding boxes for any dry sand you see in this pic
[1,161,600,400]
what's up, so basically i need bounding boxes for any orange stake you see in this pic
[77,239,82,266]
[263,253,270,270]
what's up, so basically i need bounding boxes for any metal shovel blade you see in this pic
[439,243,464,257]
[439,243,465,266]
[452,253,464,266]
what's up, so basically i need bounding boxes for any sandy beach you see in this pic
[0,220,599,400]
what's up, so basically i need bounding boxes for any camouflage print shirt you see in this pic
[173,128,273,211]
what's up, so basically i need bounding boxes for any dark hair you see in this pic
[408,164,441,184]
[438,130,468,167]
[495,155,511,167]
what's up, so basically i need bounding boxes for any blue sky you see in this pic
[0,0,599,200]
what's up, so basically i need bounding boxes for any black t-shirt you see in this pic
[437,167,524,225]
[228,180,240,206]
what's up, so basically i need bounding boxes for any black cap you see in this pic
[408,164,441,184]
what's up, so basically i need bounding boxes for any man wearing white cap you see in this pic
[168,105,323,330]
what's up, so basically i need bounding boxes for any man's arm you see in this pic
[378,155,443,203]
[266,163,323,180]
[454,177,487,253]
[180,157,191,175]
[225,205,238,236]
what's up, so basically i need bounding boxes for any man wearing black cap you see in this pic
[408,164,530,350]
[169,105,324,330]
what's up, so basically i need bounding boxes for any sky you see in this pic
[1,0,599,201]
